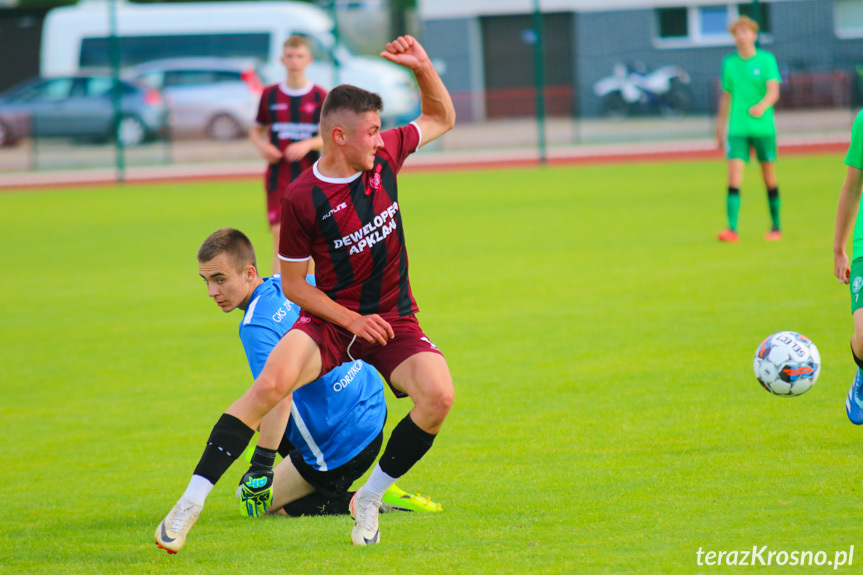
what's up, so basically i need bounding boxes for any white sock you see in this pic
[181,475,214,507]
[361,465,397,500]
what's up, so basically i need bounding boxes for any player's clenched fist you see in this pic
[348,314,394,345]
[380,35,430,71]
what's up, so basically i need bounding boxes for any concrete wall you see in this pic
[575,9,729,116]
[422,17,485,122]
[576,0,863,115]
[421,0,863,119]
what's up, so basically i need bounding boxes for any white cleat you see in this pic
[155,498,203,554]
[349,488,381,546]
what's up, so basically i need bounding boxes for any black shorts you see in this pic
[277,430,384,501]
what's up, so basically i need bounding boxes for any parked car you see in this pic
[40,1,420,127]
[124,58,263,140]
[0,73,168,147]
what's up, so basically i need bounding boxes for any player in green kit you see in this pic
[715,16,782,242]
[833,110,863,424]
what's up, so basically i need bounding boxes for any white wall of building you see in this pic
[419,0,794,19]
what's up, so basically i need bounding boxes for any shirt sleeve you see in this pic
[846,111,863,170]
[278,189,313,261]
[256,88,270,126]
[720,57,732,92]
[239,324,281,380]
[379,122,422,174]
[765,53,781,83]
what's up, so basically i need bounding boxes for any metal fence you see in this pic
[1,77,856,175]
[1,0,861,176]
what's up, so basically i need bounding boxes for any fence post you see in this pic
[750,0,761,48]
[531,0,547,165]
[108,0,125,183]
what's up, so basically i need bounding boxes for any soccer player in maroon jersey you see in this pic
[155,35,455,553]
[250,35,327,274]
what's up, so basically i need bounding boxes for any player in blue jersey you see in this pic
[154,229,439,550]
[207,228,441,518]
[155,36,455,552]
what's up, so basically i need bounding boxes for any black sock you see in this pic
[377,414,436,479]
[192,413,255,484]
[283,492,354,516]
[852,344,863,372]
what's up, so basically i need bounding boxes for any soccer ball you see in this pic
[753,331,821,396]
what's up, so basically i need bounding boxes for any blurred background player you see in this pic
[833,110,863,425]
[154,229,440,553]
[250,35,327,274]
[715,16,782,243]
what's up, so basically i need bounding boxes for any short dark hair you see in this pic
[321,84,384,120]
[197,228,256,272]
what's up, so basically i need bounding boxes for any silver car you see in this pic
[124,58,264,140]
[0,74,168,147]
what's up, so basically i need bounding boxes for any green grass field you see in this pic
[1,154,860,574]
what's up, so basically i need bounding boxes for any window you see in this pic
[161,70,243,87]
[836,0,863,38]
[80,33,271,68]
[739,2,771,33]
[11,78,74,102]
[700,6,730,37]
[84,77,113,97]
[657,8,688,38]
[136,71,165,90]
[655,3,771,47]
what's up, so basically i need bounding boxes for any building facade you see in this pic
[419,0,863,121]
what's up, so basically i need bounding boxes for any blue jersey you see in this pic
[239,274,386,471]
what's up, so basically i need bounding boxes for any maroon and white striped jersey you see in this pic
[256,82,327,194]
[279,123,423,319]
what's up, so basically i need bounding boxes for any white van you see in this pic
[40,0,420,126]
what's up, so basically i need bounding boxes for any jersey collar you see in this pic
[279,82,314,97]
[313,160,362,184]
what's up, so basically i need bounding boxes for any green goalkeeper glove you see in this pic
[235,446,277,518]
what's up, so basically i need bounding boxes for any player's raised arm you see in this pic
[380,35,455,147]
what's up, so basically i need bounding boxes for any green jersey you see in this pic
[846,110,863,258]
[721,49,781,137]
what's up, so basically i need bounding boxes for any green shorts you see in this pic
[726,134,777,163]
[851,258,863,314]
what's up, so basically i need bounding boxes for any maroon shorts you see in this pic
[291,312,444,398]
[266,190,281,226]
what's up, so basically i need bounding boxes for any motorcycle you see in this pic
[593,62,692,118]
